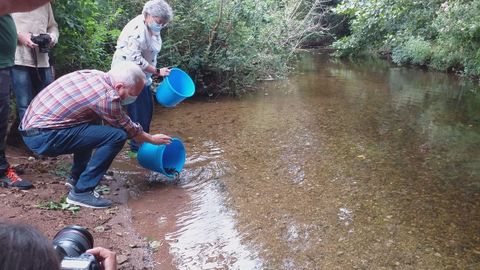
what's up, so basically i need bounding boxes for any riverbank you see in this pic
[2,145,154,269]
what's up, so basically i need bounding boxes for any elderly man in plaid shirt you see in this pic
[20,62,171,208]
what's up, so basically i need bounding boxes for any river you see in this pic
[122,50,480,269]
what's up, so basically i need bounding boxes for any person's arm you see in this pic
[116,20,170,77]
[97,93,171,145]
[46,3,58,46]
[133,131,171,145]
[86,247,117,270]
[117,24,150,71]
[97,94,144,138]
[99,99,172,145]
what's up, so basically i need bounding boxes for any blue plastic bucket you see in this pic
[156,68,195,107]
[137,138,186,178]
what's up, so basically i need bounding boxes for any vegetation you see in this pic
[52,0,328,95]
[332,0,480,77]
[37,196,80,213]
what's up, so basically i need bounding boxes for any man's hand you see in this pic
[86,247,117,270]
[133,132,172,145]
[17,32,38,48]
[150,133,172,145]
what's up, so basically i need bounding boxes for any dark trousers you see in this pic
[22,123,127,192]
[126,83,153,152]
[11,65,53,121]
[0,68,11,176]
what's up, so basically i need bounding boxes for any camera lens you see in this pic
[52,225,94,260]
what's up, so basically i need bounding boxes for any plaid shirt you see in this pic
[21,70,143,138]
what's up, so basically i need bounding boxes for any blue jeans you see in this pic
[11,65,53,121]
[0,68,11,176]
[127,83,153,152]
[22,124,127,192]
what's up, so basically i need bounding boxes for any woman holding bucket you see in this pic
[111,0,173,157]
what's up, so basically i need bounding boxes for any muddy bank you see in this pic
[1,145,155,270]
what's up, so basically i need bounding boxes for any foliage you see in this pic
[51,0,328,94]
[433,0,480,76]
[50,161,71,178]
[37,196,80,213]
[150,0,329,94]
[53,0,118,73]
[392,36,431,66]
[332,0,480,77]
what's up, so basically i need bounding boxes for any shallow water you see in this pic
[126,50,480,269]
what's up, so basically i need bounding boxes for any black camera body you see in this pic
[30,33,52,53]
[53,225,101,270]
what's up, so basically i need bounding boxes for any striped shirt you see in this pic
[21,70,143,138]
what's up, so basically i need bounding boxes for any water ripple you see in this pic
[166,180,263,270]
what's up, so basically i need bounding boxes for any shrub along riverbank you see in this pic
[40,1,480,95]
[332,0,480,79]
[51,0,329,95]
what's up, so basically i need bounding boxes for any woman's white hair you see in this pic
[142,0,173,21]
[109,62,146,87]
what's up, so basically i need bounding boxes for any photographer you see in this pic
[11,2,58,123]
[0,221,117,270]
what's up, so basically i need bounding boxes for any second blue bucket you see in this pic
[137,138,186,178]
[156,68,195,107]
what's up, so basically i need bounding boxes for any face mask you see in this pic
[148,22,162,33]
[121,94,137,105]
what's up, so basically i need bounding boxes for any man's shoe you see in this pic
[66,190,112,209]
[66,177,102,198]
[0,167,33,190]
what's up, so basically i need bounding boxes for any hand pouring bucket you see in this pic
[155,68,195,107]
[137,138,186,178]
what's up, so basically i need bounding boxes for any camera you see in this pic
[53,225,101,270]
[30,33,52,53]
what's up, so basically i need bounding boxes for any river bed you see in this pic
[123,51,480,269]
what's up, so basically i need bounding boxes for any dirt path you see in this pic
[1,145,155,270]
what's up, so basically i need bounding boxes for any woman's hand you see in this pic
[156,67,171,77]
[17,32,38,48]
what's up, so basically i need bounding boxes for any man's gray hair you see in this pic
[142,0,173,22]
[109,62,146,87]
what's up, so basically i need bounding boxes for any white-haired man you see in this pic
[20,62,171,208]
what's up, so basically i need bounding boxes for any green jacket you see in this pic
[0,14,17,69]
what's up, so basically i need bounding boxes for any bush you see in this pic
[52,0,327,95]
[429,44,462,72]
[52,0,126,75]
[333,0,480,77]
[392,37,431,66]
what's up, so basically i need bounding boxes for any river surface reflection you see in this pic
[127,50,480,269]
